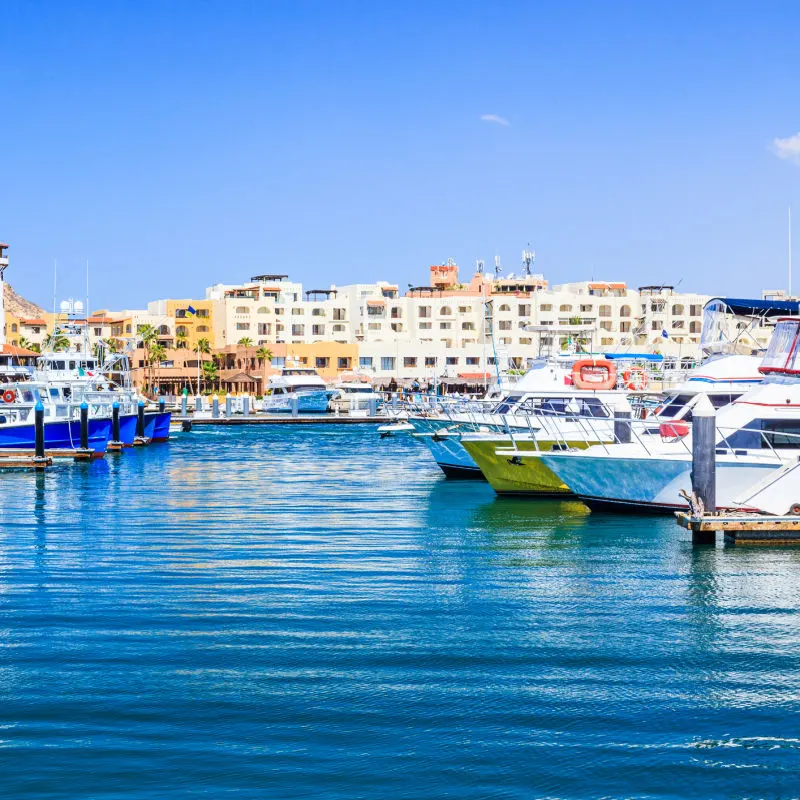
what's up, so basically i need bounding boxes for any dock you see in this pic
[172,415,386,426]
[676,512,800,545]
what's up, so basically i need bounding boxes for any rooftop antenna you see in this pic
[789,206,793,298]
[476,259,485,274]
[522,245,535,276]
[494,255,502,277]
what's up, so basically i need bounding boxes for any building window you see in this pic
[312,325,325,336]
[620,321,631,333]
[690,321,701,333]
[338,357,351,369]
[580,304,593,313]
[458,306,469,313]
[257,306,269,314]
[499,320,512,331]
[367,306,384,316]
[404,356,417,368]
[368,323,381,330]
[466,356,479,366]
[381,356,395,371]
[272,356,285,367]
[461,322,475,330]
[446,356,458,365]
[672,304,685,316]
[257,323,271,335]
[419,322,432,330]
[600,321,613,331]
[333,308,346,320]
[519,337,532,345]
[391,323,404,332]
[197,325,209,332]
[599,305,611,317]
[424,356,436,367]
[235,322,250,330]
[559,304,572,312]
[316,357,329,368]
[690,304,703,316]
[620,305,631,317]
[518,304,531,316]
[292,308,304,315]
[418,306,431,318]
[500,337,512,345]
[196,309,209,318]
[360,356,373,368]
[498,304,510,312]
[312,308,325,316]
[539,304,552,312]
[332,324,344,332]
[439,322,452,330]
[292,325,305,336]
[93,327,102,336]
[235,306,249,314]
[439,306,452,315]
[275,308,285,315]
[391,307,402,319]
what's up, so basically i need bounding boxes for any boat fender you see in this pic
[2,390,15,403]
[789,504,800,516]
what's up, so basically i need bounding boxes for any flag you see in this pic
[661,329,669,339]
[187,305,197,317]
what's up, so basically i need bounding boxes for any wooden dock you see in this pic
[172,415,386,426]
[676,511,800,545]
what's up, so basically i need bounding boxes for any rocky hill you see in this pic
[4,283,46,320]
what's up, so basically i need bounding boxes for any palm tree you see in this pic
[201,359,219,392]
[18,335,41,353]
[44,329,70,352]
[193,338,212,395]
[148,343,167,394]
[176,330,188,349]
[137,324,158,395]
[238,337,254,371]
[256,346,273,367]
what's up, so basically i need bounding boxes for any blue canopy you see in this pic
[603,353,664,362]
[705,297,800,317]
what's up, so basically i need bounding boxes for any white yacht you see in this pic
[262,364,333,413]
[329,374,382,415]
[534,317,800,512]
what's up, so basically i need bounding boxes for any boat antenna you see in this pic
[494,255,502,277]
[52,258,57,317]
[789,206,793,298]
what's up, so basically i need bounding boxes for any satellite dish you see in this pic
[74,301,84,312]
[59,300,70,312]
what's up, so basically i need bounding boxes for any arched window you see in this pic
[671,304,685,316]
[440,306,452,315]
[176,325,187,336]
[619,305,631,318]
[257,306,269,314]
[499,304,511,312]
[689,321,701,334]
[158,324,170,335]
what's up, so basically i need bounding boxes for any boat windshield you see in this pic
[760,319,800,373]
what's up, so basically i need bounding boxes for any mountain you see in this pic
[4,283,46,320]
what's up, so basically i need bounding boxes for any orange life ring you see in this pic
[2,390,15,404]
[623,367,648,391]
[571,359,617,391]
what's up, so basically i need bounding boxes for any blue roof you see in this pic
[705,297,800,316]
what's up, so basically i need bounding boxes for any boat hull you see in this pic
[415,432,486,479]
[151,411,172,442]
[118,414,138,446]
[461,438,585,495]
[0,418,112,453]
[541,451,780,513]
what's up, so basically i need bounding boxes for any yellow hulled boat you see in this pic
[461,435,604,496]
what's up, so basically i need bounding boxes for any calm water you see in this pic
[1,425,800,798]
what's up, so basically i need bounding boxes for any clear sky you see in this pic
[2,0,800,309]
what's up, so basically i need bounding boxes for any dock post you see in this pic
[158,397,166,414]
[290,396,299,418]
[225,393,232,416]
[368,397,378,417]
[34,401,45,462]
[195,395,202,413]
[212,394,219,418]
[181,393,188,417]
[135,400,146,445]
[243,393,250,416]
[109,401,122,450]
[613,397,632,444]
[691,395,717,544]
[392,392,397,412]
[80,401,89,450]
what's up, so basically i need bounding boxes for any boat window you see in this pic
[708,393,737,410]
[69,361,76,370]
[721,419,800,450]
[53,361,65,370]
[49,388,59,398]
[288,384,325,392]
[63,388,71,399]
[23,390,36,403]
[656,394,693,418]
[761,320,800,371]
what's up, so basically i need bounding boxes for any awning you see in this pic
[705,297,800,317]
[366,299,386,307]
[457,372,493,380]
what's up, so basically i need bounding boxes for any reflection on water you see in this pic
[0,425,799,798]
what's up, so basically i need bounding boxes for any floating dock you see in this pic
[173,415,386,426]
[676,512,800,545]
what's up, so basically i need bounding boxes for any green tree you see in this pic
[137,324,159,395]
[18,335,41,353]
[256,346,273,366]
[193,338,212,395]
[238,337,254,371]
[44,330,70,352]
[201,359,219,392]
[175,329,188,349]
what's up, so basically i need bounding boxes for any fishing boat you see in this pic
[261,364,333,413]
[329,374,382,414]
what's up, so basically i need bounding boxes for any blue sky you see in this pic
[2,1,800,309]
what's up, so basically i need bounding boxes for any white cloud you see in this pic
[480,114,510,127]
[772,132,800,164]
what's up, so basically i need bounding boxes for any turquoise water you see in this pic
[2,425,800,798]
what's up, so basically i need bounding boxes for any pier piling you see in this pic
[135,400,147,446]
[195,395,202,414]
[225,394,232,417]
[34,401,45,462]
[109,401,123,451]
[242,393,250,416]
[290,397,299,417]
[158,398,166,414]
[181,393,188,417]
[212,394,219,418]
[74,401,93,460]
[691,395,717,544]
